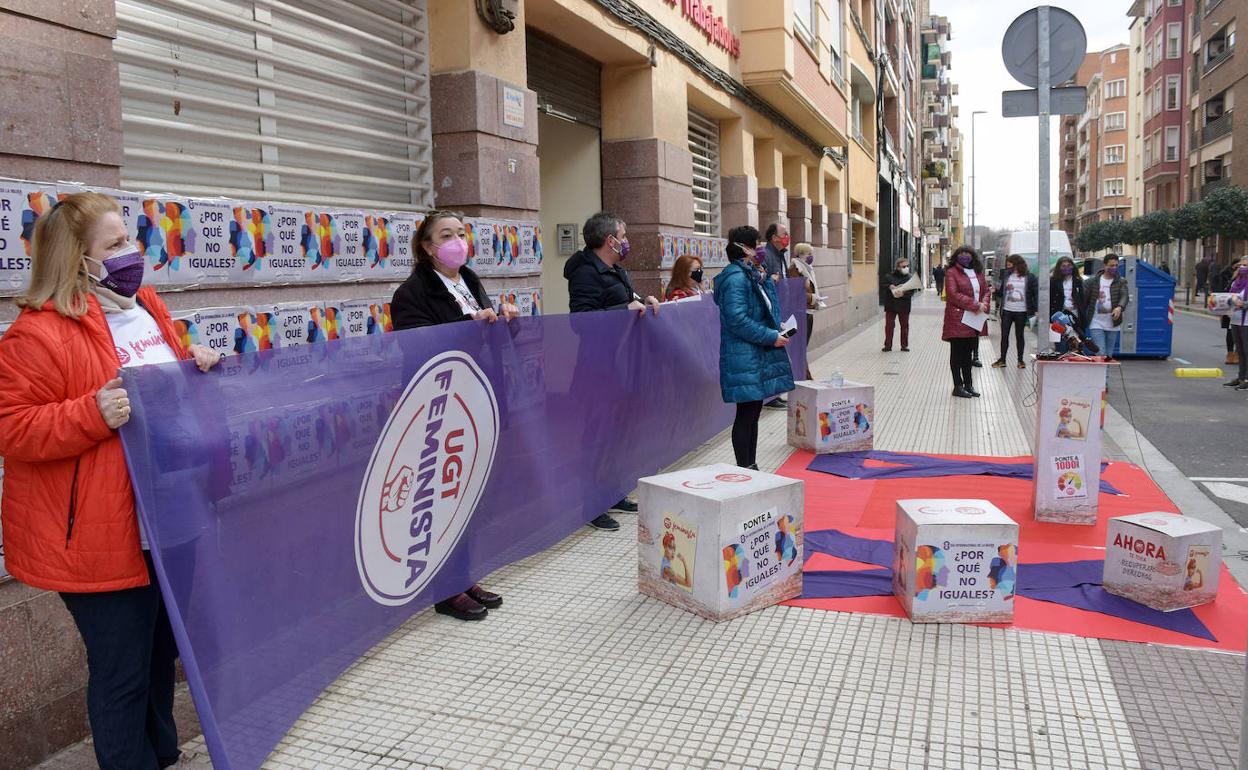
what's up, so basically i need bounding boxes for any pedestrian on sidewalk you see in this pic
[788,242,820,378]
[664,254,704,301]
[714,225,795,468]
[761,222,791,409]
[992,254,1037,369]
[881,257,919,352]
[1195,255,1211,305]
[1049,256,1087,353]
[933,263,946,296]
[391,209,516,619]
[1083,253,1130,362]
[1214,261,1240,367]
[942,245,990,398]
[1223,257,1248,390]
[0,192,225,770]
[564,211,660,530]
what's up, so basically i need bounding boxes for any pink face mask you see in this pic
[434,237,469,270]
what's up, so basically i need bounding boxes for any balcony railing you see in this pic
[1202,111,1233,144]
[1205,44,1234,74]
[1206,0,1224,15]
[854,129,875,155]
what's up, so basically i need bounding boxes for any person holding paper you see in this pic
[391,209,517,621]
[0,191,222,770]
[714,225,795,469]
[941,245,990,399]
[881,257,919,352]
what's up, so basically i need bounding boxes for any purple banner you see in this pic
[120,281,805,768]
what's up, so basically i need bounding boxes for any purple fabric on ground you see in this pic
[806,450,1122,495]
[801,530,1216,641]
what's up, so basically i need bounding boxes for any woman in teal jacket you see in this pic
[714,224,795,469]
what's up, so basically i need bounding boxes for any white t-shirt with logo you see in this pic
[107,307,179,369]
[962,266,980,304]
[1004,274,1027,312]
[106,306,177,550]
[1090,276,1116,331]
[436,271,482,317]
[1062,277,1075,311]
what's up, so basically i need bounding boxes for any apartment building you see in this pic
[875,0,924,278]
[920,14,961,267]
[1066,46,1135,234]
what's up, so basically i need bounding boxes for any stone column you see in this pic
[721,175,759,231]
[787,196,813,245]
[0,4,122,186]
[602,138,695,299]
[429,71,540,219]
[810,204,828,247]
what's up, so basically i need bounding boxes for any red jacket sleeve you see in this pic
[0,320,114,462]
[945,271,984,312]
[138,287,191,361]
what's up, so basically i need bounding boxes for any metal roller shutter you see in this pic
[688,109,721,237]
[114,0,433,211]
[526,32,602,128]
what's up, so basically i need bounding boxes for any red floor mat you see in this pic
[779,449,1248,651]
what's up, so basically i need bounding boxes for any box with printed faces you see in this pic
[1033,360,1110,525]
[787,379,875,454]
[893,499,1019,623]
[637,463,804,622]
[1103,512,1221,611]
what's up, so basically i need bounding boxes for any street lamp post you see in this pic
[971,110,987,252]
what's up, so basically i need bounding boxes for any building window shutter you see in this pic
[688,109,721,237]
[115,0,434,211]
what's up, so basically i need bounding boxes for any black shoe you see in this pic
[900,347,910,352]
[966,387,982,397]
[882,346,892,352]
[609,498,638,513]
[1017,361,1026,369]
[744,463,760,471]
[434,593,488,621]
[764,397,788,409]
[952,387,973,398]
[466,584,502,609]
[1225,379,1243,387]
[1238,381,1248,391]
[971,359,983,368]
[588,513,620,530]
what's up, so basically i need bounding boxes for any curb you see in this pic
[1175,305,1218,319]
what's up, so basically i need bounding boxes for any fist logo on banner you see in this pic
[355,352,500,606]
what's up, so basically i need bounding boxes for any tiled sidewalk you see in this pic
[51,294,1243,769]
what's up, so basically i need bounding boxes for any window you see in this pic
[1104,178,1126,197]
[688,109,721,237]
[1105,111,1126,130]
[1168,0,1182,5]
[1145,39,1154,69]
[1105,79,1126,99]
[1144,135,1153,167]
[794,0,815,41]
[1166,75,1181,110]
[829,0,845,84]
[1167,23,1182,59]
[1155,32,1164,64]
[1104,144,1125,164]
[1152,83,1162,116]
[1165,126,1180,161]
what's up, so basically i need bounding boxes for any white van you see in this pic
[1002,230,1074,277]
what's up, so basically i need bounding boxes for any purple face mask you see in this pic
[612,235,631,260]
[753,244,767,265]
[89,245,145,297]
[956,253,973,268]
[1105,265,1118,278]
[804,253,815,265]
[1060,263,1074,276]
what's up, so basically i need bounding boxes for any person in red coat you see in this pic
[942,245,990,398]
[0,192,221,769]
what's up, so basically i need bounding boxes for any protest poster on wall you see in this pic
[136,195,193,285]
[301,211,337,280]
[516,223,542,275]
[178,199,241,284]
[333,212,368,281]
[338,299,372,338]
[171,307,248,358]
[265,205,311,283]
[0,182,54,292]
[272,302,323,347]
[389,213,418,276]
[362,214,393,279]
[230,203,270,283]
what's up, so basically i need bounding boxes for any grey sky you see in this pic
[932,0,1133,231]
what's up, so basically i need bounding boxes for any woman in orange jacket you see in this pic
[0,192,221,770]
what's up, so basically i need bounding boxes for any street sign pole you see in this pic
[1037,6,1051,354]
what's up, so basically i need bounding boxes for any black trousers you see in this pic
[999,310,1027,362]
[60,552,180,770]
[732,400,764,467]
[949,337,978,390]
[1234,324,1248,380]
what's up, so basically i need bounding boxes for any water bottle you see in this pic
[830,371,844,388]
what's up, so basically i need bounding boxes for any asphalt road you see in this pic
[1113,310,1248,526]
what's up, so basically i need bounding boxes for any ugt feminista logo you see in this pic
[355,352,499,606]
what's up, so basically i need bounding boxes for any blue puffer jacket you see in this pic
[713,259,795,404]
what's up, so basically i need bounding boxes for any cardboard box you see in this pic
[637,464,804,622]
[1103,512,1221,611]
[893,499,1019,623]
[1032,360,1111,525]
[787,379,875,453]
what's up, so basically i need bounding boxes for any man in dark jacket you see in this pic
[563,211,658,531]
[564,211,660,315]
[762,222,790,283]
[1083,253,1130,363]
[1196,255,1211,304]
[881,257,919,351]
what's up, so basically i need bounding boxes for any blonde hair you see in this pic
[16,192,120,318]
[793,242,814,259]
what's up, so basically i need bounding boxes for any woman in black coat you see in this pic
[1049,255,1086,353]
[390,210,519,621]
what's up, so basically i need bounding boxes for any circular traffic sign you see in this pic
[1002,6,1088,88]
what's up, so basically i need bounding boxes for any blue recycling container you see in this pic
[1115,257,1176,358]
